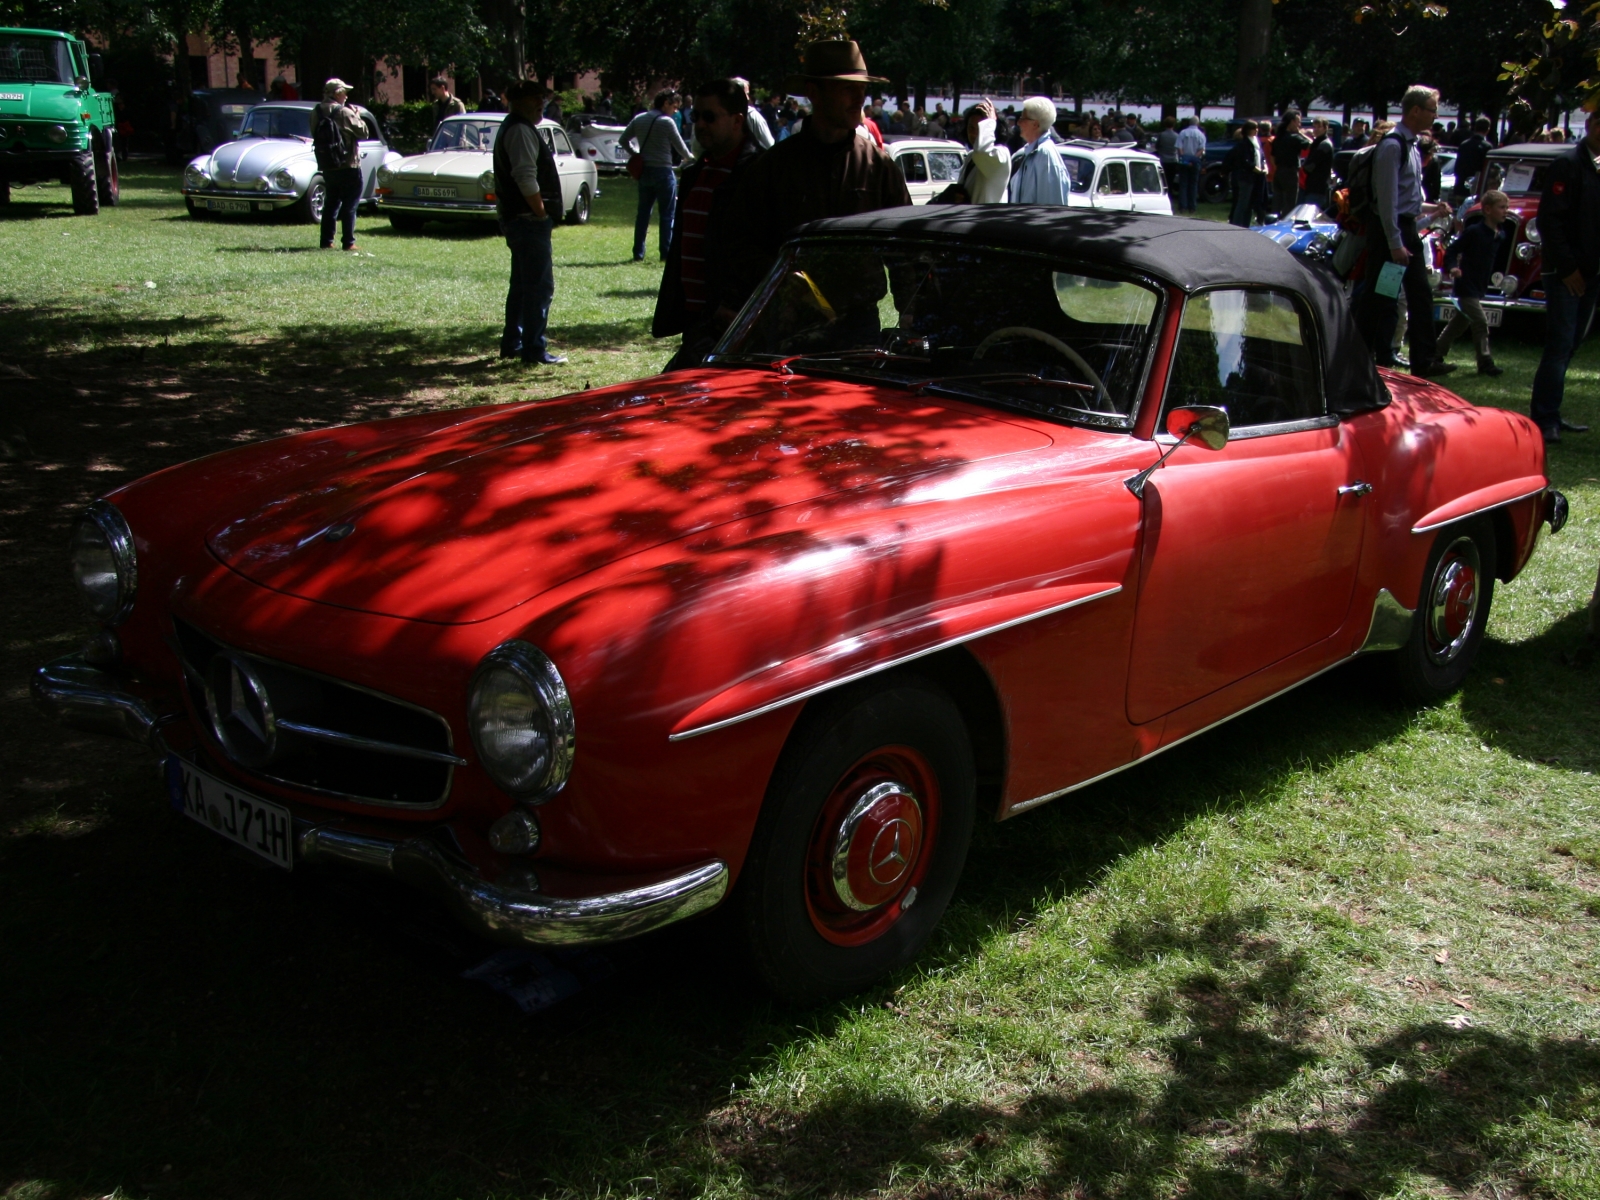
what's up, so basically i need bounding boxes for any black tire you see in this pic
[739,675,976,1005]
[566,182,591,225]
[287,177,325,225]
[95,130,119,207]
[1386,519,1496,703]
[1,174,9,205]
[67,149,98,215]
[1201,168,1228,204]
[387,212,427,233]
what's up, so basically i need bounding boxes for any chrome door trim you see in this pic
[1411,485,1547,534]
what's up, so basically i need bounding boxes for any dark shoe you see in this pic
[1412,359,1456,378]
[1477,357,1503,377]
[1559,418,1589,433]
[1543,424,1562,444]
[1392,351,1410,368]
[320,242,335,249]
[499,347,522,359]
[632,254,645,262]
[522,353,568,366]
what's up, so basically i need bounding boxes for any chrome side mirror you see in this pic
[1165,405,1230,450]
[1125,404,1231,498]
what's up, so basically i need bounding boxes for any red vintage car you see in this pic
[1454,141,1573,326]
[36,210,1569,1003]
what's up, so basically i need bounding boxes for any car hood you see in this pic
[393,150,491,180]
[206,372,1055,624]
[207,137,310,181]
[0,84,78,119]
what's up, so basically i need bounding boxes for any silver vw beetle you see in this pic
[181,100,402,223]
[376,113,598,231]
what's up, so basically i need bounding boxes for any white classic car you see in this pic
[1057,141,1173,214]
[572,118,628,174]
[885,138,969,204]
[180,101,401,223]
[376,114,598,231]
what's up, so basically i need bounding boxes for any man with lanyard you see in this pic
[623,90,693,262]
[1357,84,1455,377]
[1008,96,1069,205]
[313,78,366,252]
[493,80,566,366]
[653,78,765,370]
[1529,108,1600,443]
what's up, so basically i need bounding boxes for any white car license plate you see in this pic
[168,756,294,870]
[414,185,457,198]
[206,198,251,212]
[1438,303,1504,327]
[1484,307,1503,327]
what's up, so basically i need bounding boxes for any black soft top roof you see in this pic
[795,206,1388,416]
[1488,142,1576,159]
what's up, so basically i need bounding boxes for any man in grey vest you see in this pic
[493,80,566,365]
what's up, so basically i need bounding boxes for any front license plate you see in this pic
[167,756,294,870]
[1484,307,1503,327]
[206,198,251,212]
[414,185,457,198]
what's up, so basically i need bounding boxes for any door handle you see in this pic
[1338,481,1373,497]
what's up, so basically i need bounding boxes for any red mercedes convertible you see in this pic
[36,209,1568,1003]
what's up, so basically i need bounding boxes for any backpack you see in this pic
[1334,131,1401,233]
[313,104,352,171]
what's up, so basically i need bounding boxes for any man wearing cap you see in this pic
[1008,97,1069,205]
[493,79,567,365]
[725,41,911,310]
[313,78,366,251]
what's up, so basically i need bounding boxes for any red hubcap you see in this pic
[1426,538,1481,665]
[805,747,939,947]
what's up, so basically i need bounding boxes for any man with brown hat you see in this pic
[312,78,366,251]
[724,40,911,311]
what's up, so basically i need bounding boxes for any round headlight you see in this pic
[377,165,394,186]
[478,169,496,192]
[184,163,209,190]
[468,641,574,801]
[1524,217,1540,244]
[46,123,68,144]
[70,500,137,624]
[271,168,295,191]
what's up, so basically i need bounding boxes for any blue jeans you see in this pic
[500,215,554,361]
[1531,273,1599,432]
[319,167,362,248]
[634,166,676,260]
[1176,160,1199,212]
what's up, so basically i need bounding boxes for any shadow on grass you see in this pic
[1461,610,1600,773]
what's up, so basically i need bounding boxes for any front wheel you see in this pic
[739,675,976,1005]
[67,149,98,215]
[1386,519,1495,703]
[1201,169,1227,204]
[566,182,591,225]
[95,130,119,206]
[287,177,325,225]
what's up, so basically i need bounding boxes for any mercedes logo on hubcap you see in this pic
[868,818,914,885]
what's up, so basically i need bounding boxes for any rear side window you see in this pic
[929,151,964,181]
[1167,289,1321,428]
[1130,161,1163,194]
[1098,162,1129,195]
[899,153,928,183]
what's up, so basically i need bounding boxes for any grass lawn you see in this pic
[2,166,1598,1200]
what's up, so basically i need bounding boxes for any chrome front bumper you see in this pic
[32,653,730,947]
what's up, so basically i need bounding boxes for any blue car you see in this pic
[1252,202,1340,263]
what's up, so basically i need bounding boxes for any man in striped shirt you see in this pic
[653,79,766,369]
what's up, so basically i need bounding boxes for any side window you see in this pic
[551,128,573,155]
[1130,161,1163,194]
[1167,289,1322,428]
[929,151,964,181]
[1098,162,1129,195]
[900,152,928,183]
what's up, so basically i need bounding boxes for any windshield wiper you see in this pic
[772,348,936,374]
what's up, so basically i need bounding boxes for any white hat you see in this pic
[1021,96,1057,129]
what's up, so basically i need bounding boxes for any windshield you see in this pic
[714,240,1162,429]
[238,107,311,140]
[1061,154,1095,193]
[431,117,501,152]
[0,35,73,85]
[1484,158,1549,196]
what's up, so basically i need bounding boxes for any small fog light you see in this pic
[488,809,541,855]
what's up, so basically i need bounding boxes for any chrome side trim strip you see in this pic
[1356,588,1414,654]
[1005,656,1350,818]
[669,584,1124,742]
[1412,485,1546,535]
[299,826,729,946]
[275,720,468,766]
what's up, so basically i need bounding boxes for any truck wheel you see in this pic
[68,149,99,215]
[1,174,9,205]
[739,674,976,1005]
[95,130,119,207]
[287,177,325,225]
[1201,170,1227,204]
[1384,519,1496,704]
[566,183,592,225]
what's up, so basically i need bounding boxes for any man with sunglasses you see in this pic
[654,79,766,370]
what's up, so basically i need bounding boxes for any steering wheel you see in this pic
[972,326,1110,407]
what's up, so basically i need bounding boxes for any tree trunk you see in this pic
[1232,0,1272,118]
[1373,96,1388,122]
[237,28,254,89]
[1161,100,1177,121]
[914,81,927,112]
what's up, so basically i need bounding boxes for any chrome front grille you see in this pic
[173,618,461,808]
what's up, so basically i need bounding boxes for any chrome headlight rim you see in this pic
[183,162,211,191]
[71,499,137,625]
[1524,217,1540,244]
[478,168,496,193]
[468,640,574,803]
[270,167,295,191]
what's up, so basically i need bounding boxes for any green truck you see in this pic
[0,28,119,213]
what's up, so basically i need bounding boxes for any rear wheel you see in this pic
[1201,168,1228,204]
[566,182,591,225]
[1386,519,1495,703]
[288,176,325,225]
[67,149,98,215]
[387,212,427,233]
[95,130,119,206]
[739,676,976,1005]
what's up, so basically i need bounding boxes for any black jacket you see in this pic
[652,138,764,338]
[492,112,562,221]
[1539,144,1600,280]
[1303,135,1334,196]
[1443,216,1509,299]
[1453,133,1492,189]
